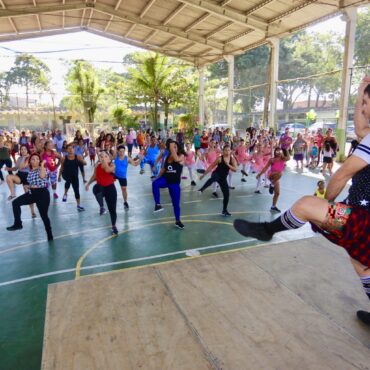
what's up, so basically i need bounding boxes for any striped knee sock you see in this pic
[360,275,370,300]
[266,208,306,234]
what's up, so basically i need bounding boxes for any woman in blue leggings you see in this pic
[152,140,185,229]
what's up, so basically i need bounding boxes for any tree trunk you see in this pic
[154,99,158,130]
[164,101,169,130]
[26,82,29,108]
[315,92,320,108]
[307,86,312,108]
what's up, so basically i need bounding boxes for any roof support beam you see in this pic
[0,2,87,18]
[0,27,82,42]
[205,21,233,39]
[124,23,136,37]
[269,0,318,23]
[140,0,157,18]
[245,0,275,16]
[181,42,196,52]
[219,0,232,6]
[62,0,65,28]
[33,0,42,31]
[176,0,267,34]
[114,0,123,10]
[184,13,210,33]
[143,29,158,43]
[8,18,18,33]
[94,3,226,51]
[162,3,186,26]
[105,15,114,31]
[87,28,193,63]
[160,36,177,48]
[225,29,253,44]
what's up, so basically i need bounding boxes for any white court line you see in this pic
[184,200,201,204]
[0,239,252,288]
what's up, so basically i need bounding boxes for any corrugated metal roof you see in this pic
[0,0,367,66]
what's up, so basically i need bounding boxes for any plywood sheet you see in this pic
[42,268,213,370]
[43,237,370,370]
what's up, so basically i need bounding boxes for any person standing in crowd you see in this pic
[193,128,201,152]
[125,129,134,157]
[58,143,86,211]
[198,144,237,216]
[292,133,307,169]
[113,145,140,210]
[279,127,293,156]
[140,135,160,178]
[42,140,61,199]
[88,142,96,166]
[200,130,209,153]
[6,153,53,241]
[86,151,118,236]
[0,136,12,185]
[74,138,88,183]
[53,129,65,154]
[152,141,185,229]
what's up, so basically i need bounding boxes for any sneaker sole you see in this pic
[153,208,164,213]
[233,219,272,241]
[175,225,184,230]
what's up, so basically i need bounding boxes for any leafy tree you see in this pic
[65,60,104,123]
[7,53,50,107]
[127,53,174,129]
[0,72,11,106]
[355,7,370,67]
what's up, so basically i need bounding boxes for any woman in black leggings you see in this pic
[58,143,86,211]
[85,151,118,236]
[198,144,237,216]
[6,153,53,241]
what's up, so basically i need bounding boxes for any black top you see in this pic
[163,156,183,184]
[345,165,370,212]
[215,156,230,179]
[63,155,79,178]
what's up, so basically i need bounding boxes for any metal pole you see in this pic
[338,8,357,161]
[224,55,234,130]
[268,37,279,130]
[198,66,205,128]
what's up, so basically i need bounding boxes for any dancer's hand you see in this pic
[85,184,90,191]
[256,173,260,179]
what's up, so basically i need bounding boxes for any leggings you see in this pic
[152,177,181,221]
[0,159,12,181]
[200,172,229,212]
[63,174,80,199]
[93,183,117,226]
[12,188,52,237]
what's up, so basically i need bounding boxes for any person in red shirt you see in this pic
[85,150,118,236]
[200,130,209,153]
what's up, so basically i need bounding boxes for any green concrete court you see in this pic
[0,163,349,370]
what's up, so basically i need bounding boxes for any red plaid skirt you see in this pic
[311,204,370,267]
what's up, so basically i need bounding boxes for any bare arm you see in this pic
[85,166,97,190]
[200,157,220,179]
[128,157,141,166]
[326,155,368,201]
[101,161,115,173]
[39,160,47,179]
[227,156,238,172]
[354,76,370,139]
[77,155,86,166]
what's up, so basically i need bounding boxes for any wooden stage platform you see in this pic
[42,236,370,370]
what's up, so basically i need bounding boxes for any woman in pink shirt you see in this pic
[184,142,196,186]
[257,147,290,212]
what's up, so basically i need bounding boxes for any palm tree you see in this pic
[128,53,173,129]
[66,60,104,123]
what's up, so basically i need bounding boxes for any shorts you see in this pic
[311,202,370,267]
[17,171,29,185]
[293,153,304,161]
[89,154,96,161]
[116,177,127,187]
[47,169,58,185]
[323,156,333,164]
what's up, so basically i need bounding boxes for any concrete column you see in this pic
[224,55,234,129]
[338,8,357,161]
[268,37,279,130]
[198,66,205,128]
